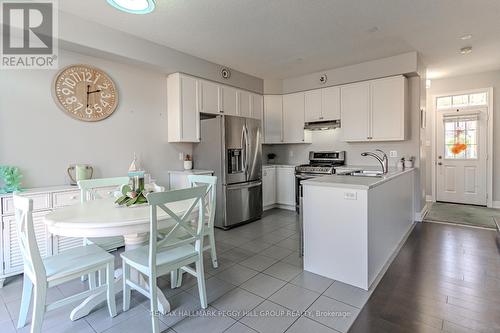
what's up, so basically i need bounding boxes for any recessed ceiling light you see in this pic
[459,34,472,40]
[460,46,472,55]
[107,0,156,14]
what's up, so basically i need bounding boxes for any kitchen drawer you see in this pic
[2,193,51,215]
[52,190,81,208]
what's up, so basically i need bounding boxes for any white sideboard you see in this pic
[0,185,120,287]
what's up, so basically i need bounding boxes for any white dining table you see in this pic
[43,198,193,321]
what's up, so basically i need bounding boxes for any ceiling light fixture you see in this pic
[460,46,472,55]
[107,0,156,14]
[459,34,472,40]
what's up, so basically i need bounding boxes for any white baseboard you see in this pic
[263,203,296,212]
[492,201,500,209]
[415,202,430,222]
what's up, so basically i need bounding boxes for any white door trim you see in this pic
[431,87,493,207]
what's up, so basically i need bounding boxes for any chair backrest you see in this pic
[13,194,46,282]
[78,177,130,202]
[146,186,208,271]
[187,175,217,229]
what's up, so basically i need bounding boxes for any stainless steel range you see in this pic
[295,151,345,213]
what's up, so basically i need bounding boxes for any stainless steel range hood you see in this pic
[304,120,340,131]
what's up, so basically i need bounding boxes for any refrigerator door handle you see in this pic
[245,125,250,176]
[226,180,262,190]
[240,125,246,175]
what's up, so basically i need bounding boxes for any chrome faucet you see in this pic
[361,149,388,174]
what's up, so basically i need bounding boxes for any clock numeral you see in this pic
[85,71,93,83]
[101,91,111,99]
[61,87,73,95]
[94,104,103,113]
[75,102,84,111]
[101,99,110,107]
[85,107,93,115]
[65,96,78,105]
[93,73,101,85]
[97,83,109,90]
[63,78,76,88]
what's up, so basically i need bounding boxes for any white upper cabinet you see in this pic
[283,92,310,143]
[370,76,407,141]
[321,86,341,121]
[341,76,407,142]
[167,73,200,143]
[238,90,251,118]
[305,86,340,122]
[251,93,263,120]
[305,89,322,122]
[199,80,220,115]
[263,95,283,143]
[341,81,370,142]
[220,86,238,116]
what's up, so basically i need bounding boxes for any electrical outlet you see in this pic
[179,152,184,161]
[344,191,357,200]
[389,151,398,158]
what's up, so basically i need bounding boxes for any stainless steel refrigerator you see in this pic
[193,115,262,229]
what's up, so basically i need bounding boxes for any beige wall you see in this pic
[0,49,192,188]
[426,70,500,203]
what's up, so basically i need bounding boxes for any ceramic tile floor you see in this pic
[0,209,372,333]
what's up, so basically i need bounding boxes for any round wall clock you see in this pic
[53,64,118,121]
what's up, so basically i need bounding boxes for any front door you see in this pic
[436,108,487,205]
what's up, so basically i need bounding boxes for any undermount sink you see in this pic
[344,170,384,178]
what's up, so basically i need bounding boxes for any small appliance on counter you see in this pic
[67,164,93,185]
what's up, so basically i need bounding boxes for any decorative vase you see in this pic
[184,161,193,170]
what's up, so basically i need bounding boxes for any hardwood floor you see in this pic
[349,222,500,333]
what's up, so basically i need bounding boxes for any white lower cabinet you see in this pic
[262,166,295,210]
[262,167,276,208]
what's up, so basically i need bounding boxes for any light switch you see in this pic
[344,191,357,200]
[389,151,398,158]
[179,152,184,161]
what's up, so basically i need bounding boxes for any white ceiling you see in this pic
[60,0,500,80]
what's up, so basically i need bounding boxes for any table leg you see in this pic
[70,234,171,321]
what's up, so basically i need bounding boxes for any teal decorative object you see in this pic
[0,166,23,193]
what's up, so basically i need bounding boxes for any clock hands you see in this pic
[86,84,102,108]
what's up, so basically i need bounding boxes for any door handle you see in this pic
[438,162,442,165]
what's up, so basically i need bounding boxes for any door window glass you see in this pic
[444,116,478,159]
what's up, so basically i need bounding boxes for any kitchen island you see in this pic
[302,168,415,290]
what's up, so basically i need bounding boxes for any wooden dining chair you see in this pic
[121,186,209,333]
[14,194,116,333]
[170,175,218,289]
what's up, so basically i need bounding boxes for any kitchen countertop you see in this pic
[302,168,414,190]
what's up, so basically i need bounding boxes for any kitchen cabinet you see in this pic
[262,167,276,208]
[220,85,238,116]
[167,73,200,142]
[341,81,370,141]
[199,79,220,115]
[263,95,283,143]
[305,86,340,122]
[238,90,251,118]
[321,86,341,121]
[276,166,296,207]
[341,75,407,142]
[370,76,407,141]
[251,93,263,120]
[283,92,311,143]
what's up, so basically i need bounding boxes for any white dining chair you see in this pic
[170,175,218,289]
[78,177,129,286]
[121,186,209,333]
[14,194,116,333]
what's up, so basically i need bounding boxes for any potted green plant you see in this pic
[0,166,23,193]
